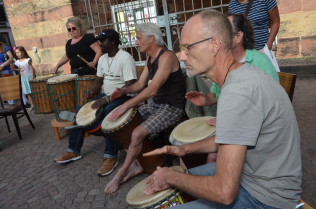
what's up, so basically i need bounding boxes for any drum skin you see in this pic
[47,75,77,122]
[170,117,216,169]
[76,101,104,136]
[126,166,194,208]
[75,75,100,109]
[29,76,55,114]
[102,107,166,175]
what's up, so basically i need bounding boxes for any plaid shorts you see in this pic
[139,103,185,139]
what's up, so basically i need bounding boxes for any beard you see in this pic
[185,68,193,78]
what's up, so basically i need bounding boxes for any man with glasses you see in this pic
[54,29,137,177]
[104,22,186,193]
[142,9,302,208]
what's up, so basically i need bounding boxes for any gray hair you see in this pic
[197,9,233,51]
[136,22,164,46]
[66,17,84,35]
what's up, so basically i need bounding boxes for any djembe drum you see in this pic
[75,75,100,109]
[170,116,216,169]
[126,166,196,208]
[75,101,104,136]
[29,76,55,114]
[101,106,166,174]
[47,74,77,122]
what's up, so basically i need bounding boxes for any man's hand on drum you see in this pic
[84,91,95,101]
[107,104,129,121]
[91,98,107,109]
[185,91,207,106]
[110,88,125,101]
[207,118,216,126]
[143,145,186,157]
[143,166,171,195]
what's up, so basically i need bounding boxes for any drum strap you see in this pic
[59,111,76,122]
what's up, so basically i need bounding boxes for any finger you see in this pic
[207,118,216,126]
[143,147,167,157]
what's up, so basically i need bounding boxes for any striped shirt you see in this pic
[228,0,277,50]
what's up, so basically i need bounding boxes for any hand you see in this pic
[20,68,24,72]
[107,104,129,121]
[266,42,273,51]
[91,98,107,109]
[185,91,207,106]
[84,91,95,101]
[207,118,216,126]
[143,167,171,195]
[53,66,58,74]
[0,65,3,71]
[88,61,96,68]
[110,88,125,101]
[143,145,186,157]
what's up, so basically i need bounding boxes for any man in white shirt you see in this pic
[54,29,137,177]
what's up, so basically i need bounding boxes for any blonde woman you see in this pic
[54,17,102,75]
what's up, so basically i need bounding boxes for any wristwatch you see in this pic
[0,64,4,68]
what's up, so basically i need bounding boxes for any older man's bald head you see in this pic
[183,9,234,52]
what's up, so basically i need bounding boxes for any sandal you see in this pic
[27,106,34,112]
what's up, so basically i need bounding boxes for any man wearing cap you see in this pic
[54,29,138,177]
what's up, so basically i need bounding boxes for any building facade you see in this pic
[2,0,316,75]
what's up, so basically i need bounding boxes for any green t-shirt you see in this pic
[210,49,280,100]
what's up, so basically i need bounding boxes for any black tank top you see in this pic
[147,48,186,110]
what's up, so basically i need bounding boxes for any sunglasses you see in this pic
[67,27,77,32]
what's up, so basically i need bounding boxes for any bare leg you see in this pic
[104,125,149,193]
[206,153,218,164]
[121,159,143,184]
[26,94,34,111]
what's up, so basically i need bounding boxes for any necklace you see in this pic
[223,59,237,85]
[107,50,119,73]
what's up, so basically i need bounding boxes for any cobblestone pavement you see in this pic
[0,77,316,208]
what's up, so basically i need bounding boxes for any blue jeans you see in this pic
[173,163,277,209]
[67,94,132,159]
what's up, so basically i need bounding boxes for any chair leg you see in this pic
[5,116,11,133]
[22,107,35,129]
[12,113,22,140]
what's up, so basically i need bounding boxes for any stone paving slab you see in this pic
[0,77,315,208]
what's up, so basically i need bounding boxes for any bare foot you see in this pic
[104,170,126,194]
[122,160,143,184]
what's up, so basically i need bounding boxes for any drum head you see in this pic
[30,75,55,82]
[47,74,77,83]
[172,117,216,144]
[76,101,98,126]
[101,106,135,131]
[126,166,188,208]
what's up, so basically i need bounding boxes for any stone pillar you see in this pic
[277,0,316,72]
[3,0,74,75]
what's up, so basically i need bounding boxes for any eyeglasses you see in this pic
[67,27,77,32]
[180,37,214,55]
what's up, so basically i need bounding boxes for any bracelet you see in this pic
[102,95,110,103]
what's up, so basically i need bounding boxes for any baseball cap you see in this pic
[94,29,120,41]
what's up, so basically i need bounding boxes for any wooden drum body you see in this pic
[29,76,55,114]
[75,75,100,109]
[47,74,77,122]
[170,116,216,169]
[126,166,196,208]
[102,106,166,174]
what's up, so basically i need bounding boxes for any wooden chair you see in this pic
[0,75,35,139]
[278,72,297,102]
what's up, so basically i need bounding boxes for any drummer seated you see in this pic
[141,10,302,209]
[54,29,138,177]
[104,22,186,193]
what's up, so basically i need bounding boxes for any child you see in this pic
[14,47,35,112]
